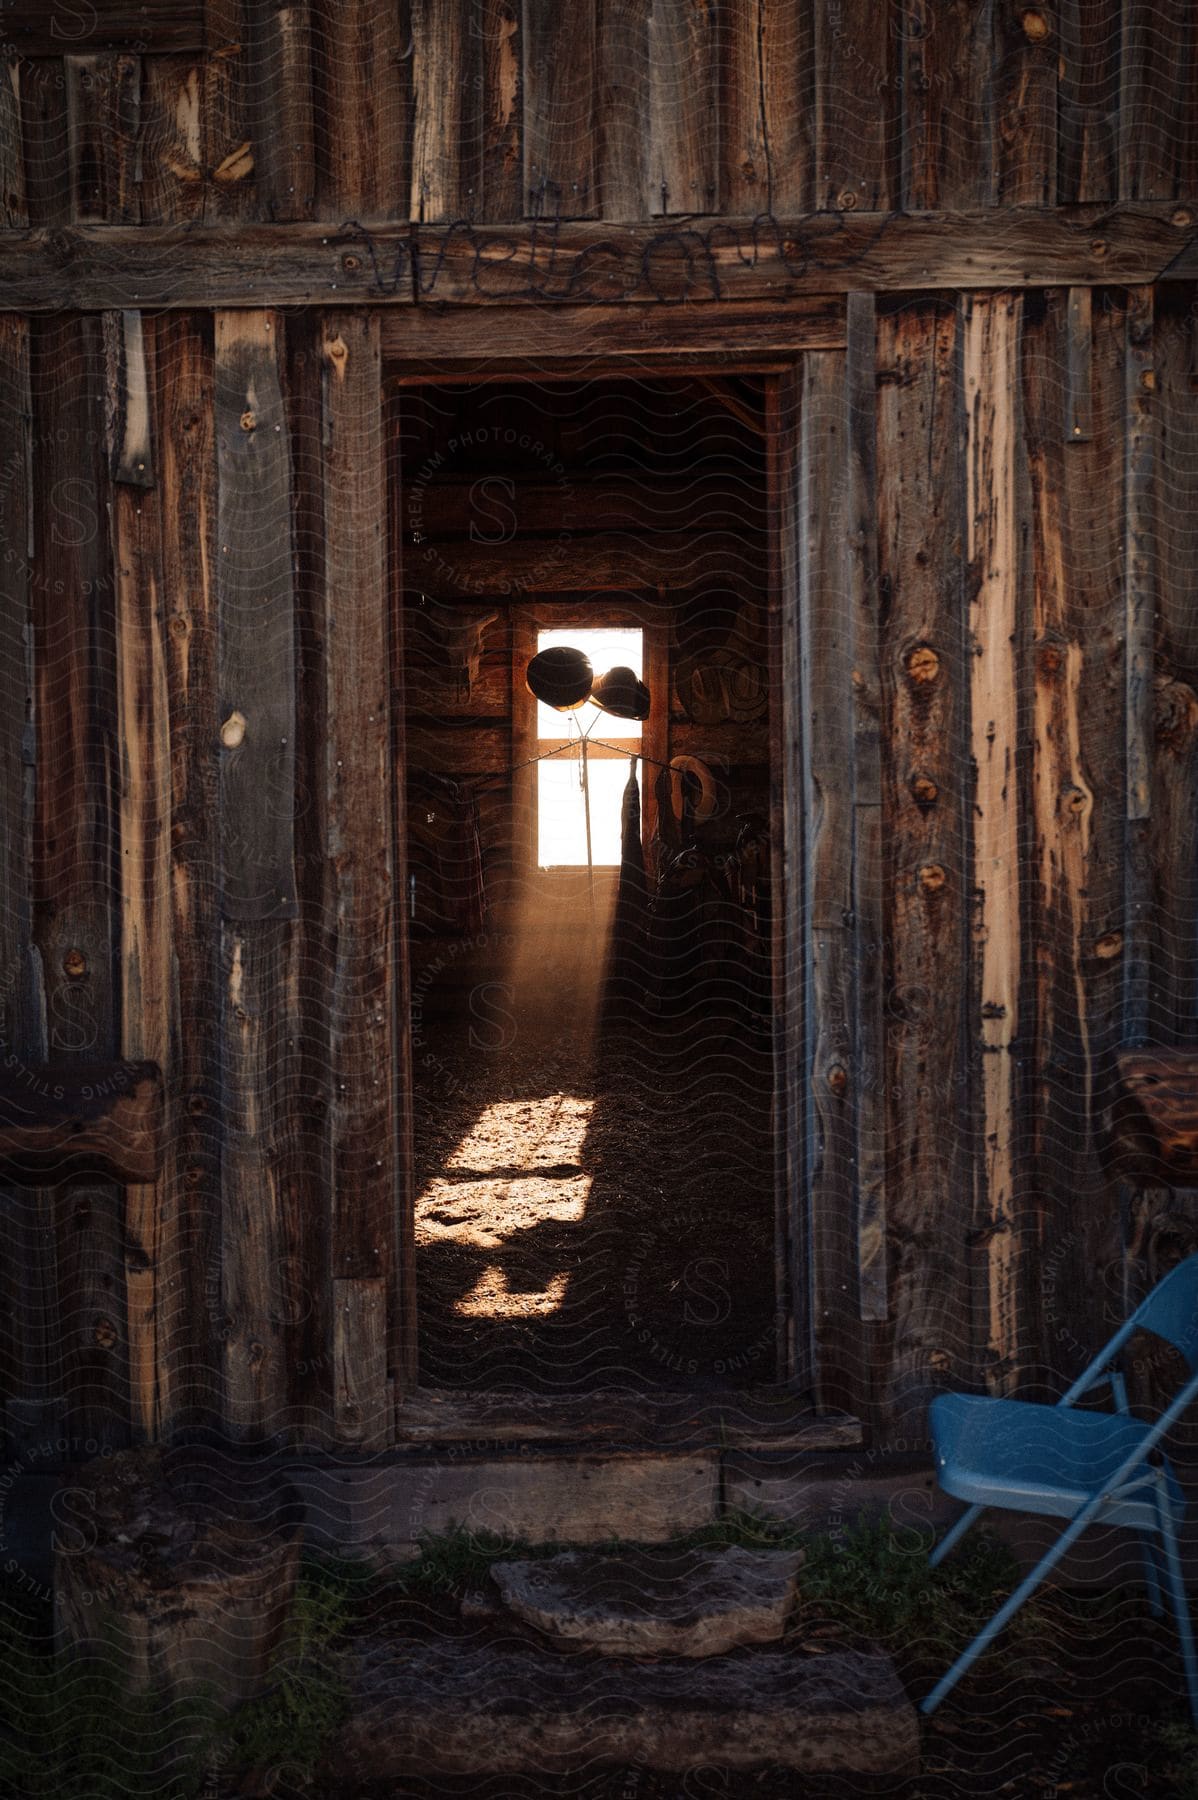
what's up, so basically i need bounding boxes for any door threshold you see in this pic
[393,1386,862,1452]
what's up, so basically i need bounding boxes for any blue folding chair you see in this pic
[922,1253,1198,1721]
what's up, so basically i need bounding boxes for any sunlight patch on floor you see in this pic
[444,1095,594,1173]
[415,1174,591,1248]
[454,1266,571,1317]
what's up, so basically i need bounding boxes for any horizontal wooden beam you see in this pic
[409,530,763,598]
[0,207,1193,311]
[1,3,204,54]
[383,298,847,360]
[0,1059,164,1184]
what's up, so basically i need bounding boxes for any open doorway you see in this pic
[396,375,779,1395]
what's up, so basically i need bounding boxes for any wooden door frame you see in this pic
[387,335,864,1416]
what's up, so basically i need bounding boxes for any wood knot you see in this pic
[836,189,858,211]
[1090,239,1108,258]
[240,410,257,432]
[1020,9,1049,41]
[1038,643,1063,677]
[919,863,946,893]
[220,710,247,749]
[63,949,87,979]
[1065,785,1090,815]
[1094,931,1123,960]
[906,645,940,685]
[910,773,939,806]
[326,334,349,363]
[826,1063,849,1098]
[92,1315,118,1350]
[1140,369,1156,393]
[185,1165,204,1187]
[169,613,190,637]
[1173,207,1194,228]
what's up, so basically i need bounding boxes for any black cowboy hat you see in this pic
[525,644,594,710]
[591,665,651,721]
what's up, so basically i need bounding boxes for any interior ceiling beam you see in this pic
[0,207,1193,312]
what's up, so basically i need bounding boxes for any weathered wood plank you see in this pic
[214,310,298,923]
[813,0,892,212]
[477,0,522,223]
[0,57,27,228]
[900,0,994,210]
[409,0,476,224]
[109,309,171,1438]
[993,1,1056,206]
[382,296,847,362]
[2,3,204,53]
[1057,0,1120,204]
[964,292,1023,1396]
[1120,0,1198,203]
[1124,286,1156,1047]
[523,0,597,218]
[404,472,772,540]
[1021,286,1129,1392]
[414,530,760,599]
[799,348,859,1412]
[1065,285,1092,443]
[202,0,259,223]
[0,210,1190,311]
[30,313,126,1444]
[846,293,885,1326]
[311,0,410,221]
[246,0,314,222]
[648,0,717,216]
[333,1277,390,1449]
[137,55,206,226]
[1109,1051,1198,1186]
[65,53,141,224]
[320,313,399,1430]
[158,311,222,1431]
[19,58,70,227]
[876,296,970,1420]
[596,0,646,221]
[1150,288,1198,1044]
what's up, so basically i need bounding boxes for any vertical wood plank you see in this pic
[1123,286,1156,1042]
[20,58,70,226]
[479,0,523,222]
[1065,286,1093,444]
[0,314,41,1429]
[109,310,172,1441]
[846,293,886,1327]
[65,53,142,224]
[30,315,127,1446]
[410,0,478,222]
[0,58,27,228]
[647,0,717,216]
[964,292,1023,1395]
[138,56,206,225]
[876,297,971,1421]
[813,0,893,211]
[1022,287,1129,1392]
[203,0,259,221]
[993,0,1056,205]
[333,1276,389,1449]
[523,0,597,217]
[246,0,315,221]
[1056,0,1119,203]
[1120,0,1198,203]
[158,311,223,1431]
[598,0,648,220]
[900,0,994,210]
[215,309,300,1439]
[800,348,860,1413]
[215,312,298,924]
[321,313,400,1434]
[312,0,411,220]
[1152,288,1198,1045]
[723,0,812,217]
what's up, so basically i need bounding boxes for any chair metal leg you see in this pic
[929,1502,986,1570]
[1158,1502,1198,1727]
[921,1508,1091,1715]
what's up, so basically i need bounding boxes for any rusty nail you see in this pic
[341,253,362,273]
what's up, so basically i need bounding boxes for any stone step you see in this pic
[340,1637,919,1779]
[491,1543,804,1657]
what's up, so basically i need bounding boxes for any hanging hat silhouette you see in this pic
[591,665,651,721]
[526,644,594,710]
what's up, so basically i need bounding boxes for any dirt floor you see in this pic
[411,902,778,1393]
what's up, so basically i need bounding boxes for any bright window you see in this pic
[535,627,643,868]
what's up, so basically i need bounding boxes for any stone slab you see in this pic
[340,1637,919,1778]
[286,1451,719,1559]
[492,1543,804,1657]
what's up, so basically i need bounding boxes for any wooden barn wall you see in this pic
[0,0,1195,230]
[1,285,1197,1441]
